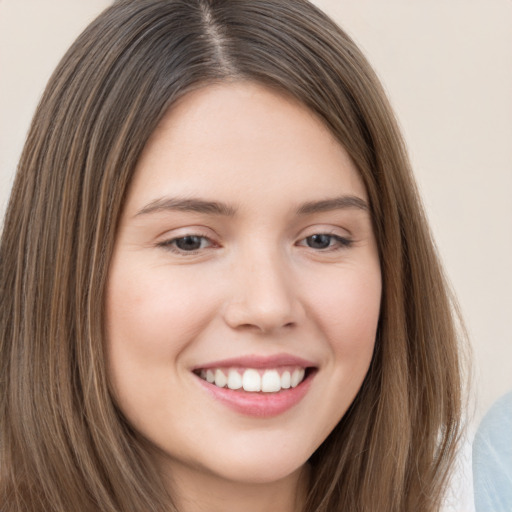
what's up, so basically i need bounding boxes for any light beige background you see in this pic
[1,0,511,440]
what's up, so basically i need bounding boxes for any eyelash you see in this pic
[157,233,353,255]
[157,234,215,255]
[297,234,353,251]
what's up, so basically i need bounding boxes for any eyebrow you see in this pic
[296,195,369,215]
[135,194,369,217]
[136,197,237,217]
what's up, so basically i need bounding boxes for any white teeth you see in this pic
[242,369,261,392]
[227,369,243,390]
[214,369,227,388]
[291,368,305,388]
[281,371,291,389]
[198,367,308,393]
[261,370,281,392]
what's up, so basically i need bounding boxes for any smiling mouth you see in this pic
[194,366,312,393]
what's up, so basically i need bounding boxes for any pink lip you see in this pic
[192,353,316,371]
[192,353,317,418]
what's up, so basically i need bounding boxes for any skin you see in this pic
[106,81,382,512]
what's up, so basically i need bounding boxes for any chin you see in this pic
[156,436,312,487]
[202,459,307,486]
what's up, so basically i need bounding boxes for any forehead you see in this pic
[125,81,367,216]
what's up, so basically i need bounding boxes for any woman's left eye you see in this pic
[298,233,352,250]
[159,235,213,253]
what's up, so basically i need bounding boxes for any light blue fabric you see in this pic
[473,391,512,511]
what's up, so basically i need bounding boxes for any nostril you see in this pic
[221,280,303,333]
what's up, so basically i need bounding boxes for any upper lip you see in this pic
[191,353,317,371]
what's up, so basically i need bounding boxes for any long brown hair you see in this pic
[0,1,464,510]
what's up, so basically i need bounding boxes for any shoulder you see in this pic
[472,391,512,512]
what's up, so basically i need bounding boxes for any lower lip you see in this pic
[195,372,315,418]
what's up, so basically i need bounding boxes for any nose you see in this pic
[222,248,302,334]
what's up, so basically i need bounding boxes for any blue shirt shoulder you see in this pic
[473,391,512,512]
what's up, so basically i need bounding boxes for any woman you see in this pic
[0,0,463,510]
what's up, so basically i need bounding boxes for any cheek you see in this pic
[310,264,381,332]
[306,265,381,371]
[104,263,223,426]
[104,263,220,424]
[105,262,219,361]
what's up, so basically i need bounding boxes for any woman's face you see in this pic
[106,82,381,488]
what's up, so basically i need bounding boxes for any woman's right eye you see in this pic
[158,235,214,254]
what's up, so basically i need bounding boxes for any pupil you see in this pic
[176,236,202,251]
[308,234,331,249]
